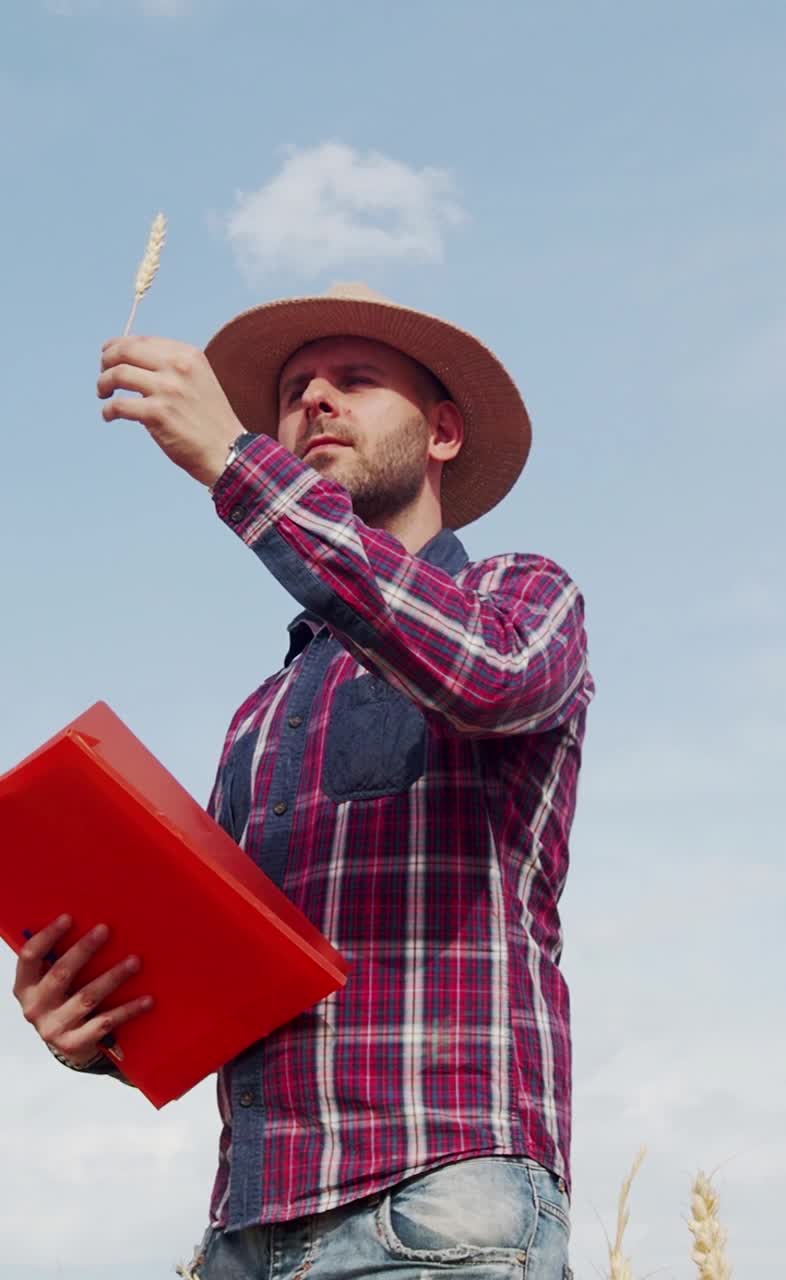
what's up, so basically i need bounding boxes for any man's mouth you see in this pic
[303,437,351,457]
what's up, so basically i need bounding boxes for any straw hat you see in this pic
[203,283,532,531]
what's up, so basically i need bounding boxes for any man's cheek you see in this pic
[277,419,297,453]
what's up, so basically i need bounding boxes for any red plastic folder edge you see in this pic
[0,701,350,1107]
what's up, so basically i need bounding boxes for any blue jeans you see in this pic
[186,1156,573,1278]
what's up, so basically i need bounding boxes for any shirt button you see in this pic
[239,1089,255,1107]
[229,505,246,524]
[273,801,288,816]
[288,715,303,728]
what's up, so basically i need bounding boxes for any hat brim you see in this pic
[204,294,531,531]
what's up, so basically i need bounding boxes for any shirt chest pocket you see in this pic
[323,674,427,802]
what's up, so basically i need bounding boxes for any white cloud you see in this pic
[221,141,467,281]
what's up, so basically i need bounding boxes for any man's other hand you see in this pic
[13,914,154,1069]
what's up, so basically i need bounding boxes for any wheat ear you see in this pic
[688,1170,732,1279]
[123,211,167,335]
[607,1145,647,1279]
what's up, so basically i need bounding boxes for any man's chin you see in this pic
[307,450,352,473]
[306,452,356,495]
[308,451,358,482]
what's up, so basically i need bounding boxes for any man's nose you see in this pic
[302,378,340,420]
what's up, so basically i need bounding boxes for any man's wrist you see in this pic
[45,1041,104,1071]
[207,431,255,496]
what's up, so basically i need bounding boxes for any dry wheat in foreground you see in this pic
[604,1144,647,1279]
[598,1148,734,1280]
[123,210,167,335]
[687,1170,733,1279]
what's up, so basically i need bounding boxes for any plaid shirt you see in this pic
[200,432,594,1230]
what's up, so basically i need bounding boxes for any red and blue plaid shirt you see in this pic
[202,432,594,1230]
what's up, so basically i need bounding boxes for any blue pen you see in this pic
[22,929,59,967]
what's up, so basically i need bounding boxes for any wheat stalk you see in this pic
[606,1145,647,1279]
[688,1170,732,1279]
[123,211,167,335]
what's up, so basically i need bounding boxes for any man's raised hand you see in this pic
[97,335,243,489]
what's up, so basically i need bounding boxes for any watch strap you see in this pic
[209,431,255,496]
[45,1041,105,1071]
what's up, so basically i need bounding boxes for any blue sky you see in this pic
[0,1,784,1276]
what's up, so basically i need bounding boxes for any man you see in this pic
[14,283,593,1278]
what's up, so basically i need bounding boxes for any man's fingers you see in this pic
[100,335,191,372]
[14,914,73,995]
[29,923,111,1014]
[50,994,155,1064]
[100,335,162,371]
[53,953,144,1036]
[96,363,157,399]
[101,395,152,425]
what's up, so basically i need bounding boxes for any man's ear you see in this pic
[429,400,465,463]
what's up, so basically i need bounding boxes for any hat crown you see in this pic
[326,281,393,305]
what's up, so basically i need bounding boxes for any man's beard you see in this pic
[310,412,431,526]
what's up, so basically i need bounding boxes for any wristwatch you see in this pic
[45,1041,104,1071]
[208,431,256,497]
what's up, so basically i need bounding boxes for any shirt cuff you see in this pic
[210,432,322,544]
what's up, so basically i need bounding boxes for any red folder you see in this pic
[0,701,349,1108]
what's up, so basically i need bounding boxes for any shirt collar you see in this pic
[283,527,470,668]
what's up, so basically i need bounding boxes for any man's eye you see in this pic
[344,376,372,388]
